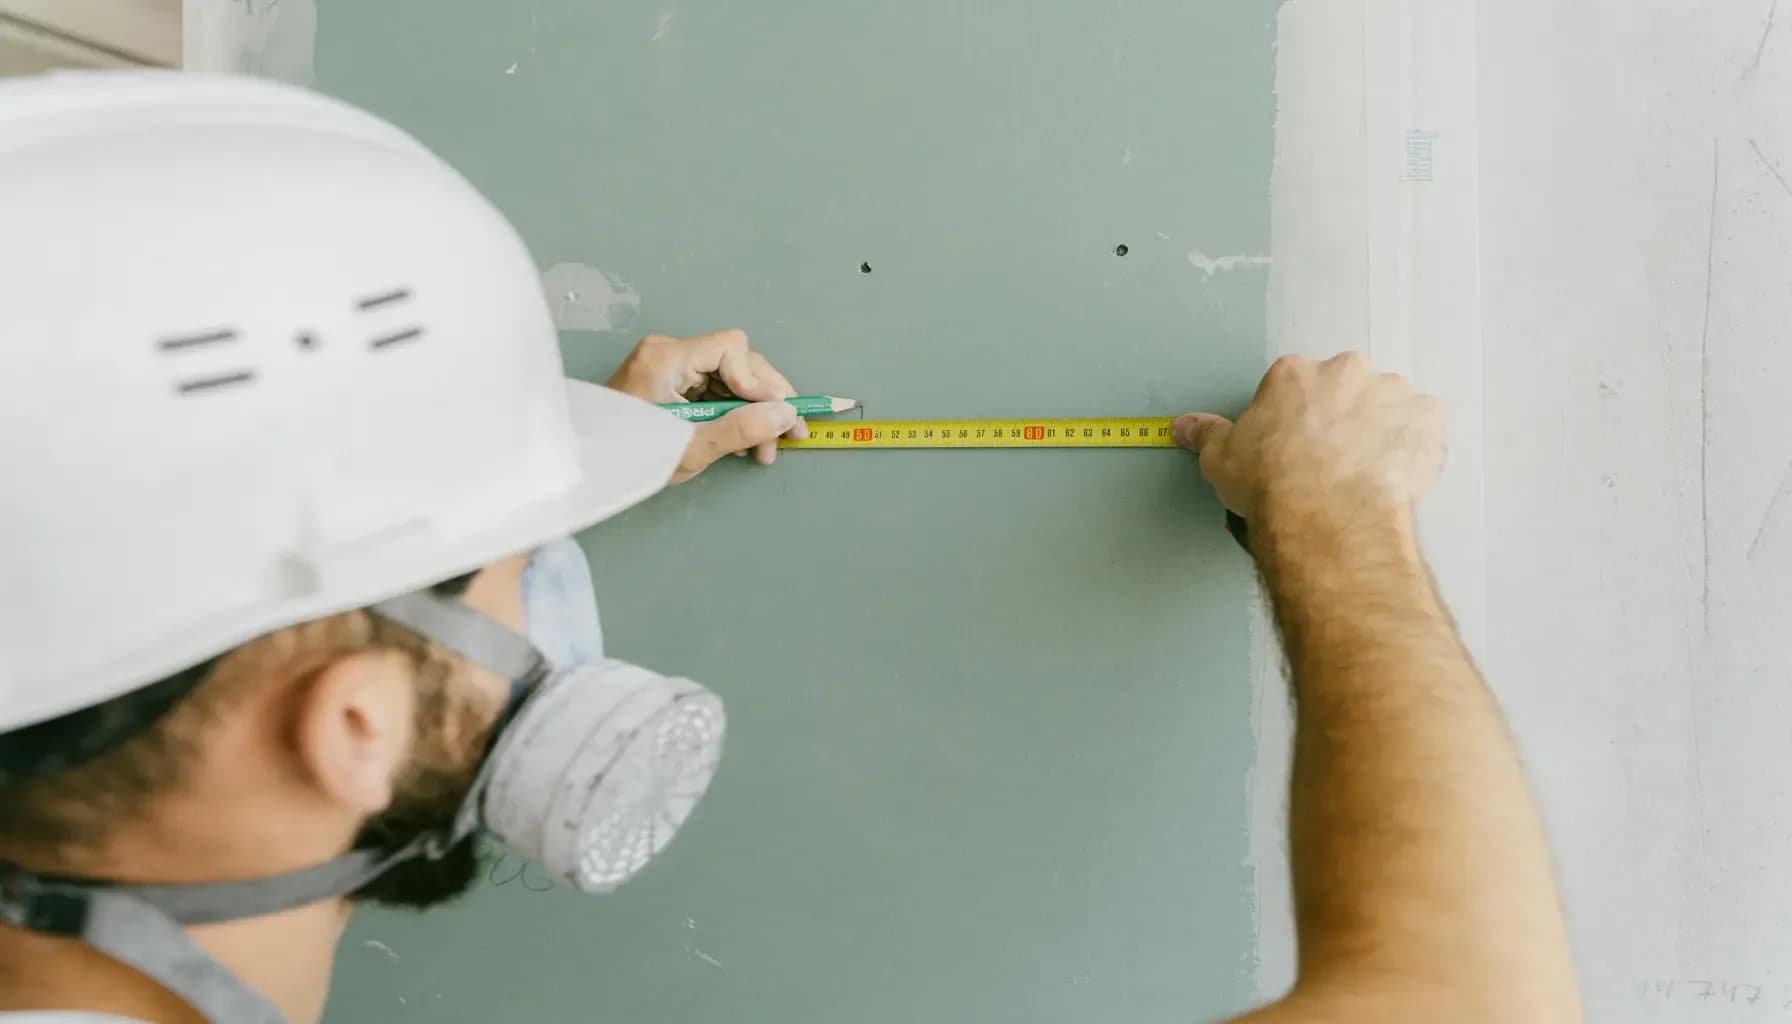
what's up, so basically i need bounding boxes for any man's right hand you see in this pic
[604,329,809,484]
[1189,354,1584,1024]
[1172,351,1446,530]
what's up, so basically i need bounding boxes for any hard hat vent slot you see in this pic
[155,326,254,395]
[175,370,256,394]
[355,288,411,310]
[156,328,237,352]
[358,286,424,351]
[368,327,423,350]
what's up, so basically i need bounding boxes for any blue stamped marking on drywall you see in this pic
[1401,129,1440,182]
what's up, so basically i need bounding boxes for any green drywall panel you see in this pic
[315,2,1277,1021]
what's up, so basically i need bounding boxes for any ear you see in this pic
[292,651,416,815]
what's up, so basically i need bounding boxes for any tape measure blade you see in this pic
[780,417,1178,449]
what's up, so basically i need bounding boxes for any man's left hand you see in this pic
[605,329,809,484]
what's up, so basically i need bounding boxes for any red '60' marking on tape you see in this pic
[1023,425,1046,440]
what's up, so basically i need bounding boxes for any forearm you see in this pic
[1255,499,1580,1023]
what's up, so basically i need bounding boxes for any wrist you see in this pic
[1253,483,1425,583]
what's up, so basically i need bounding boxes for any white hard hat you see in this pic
[0,70,692,733]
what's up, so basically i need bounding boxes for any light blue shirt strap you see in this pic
[78,891,287,1024]
[521,537,604,666]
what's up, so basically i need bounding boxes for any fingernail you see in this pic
[1172,415,1199,449]
[791,420,811,441]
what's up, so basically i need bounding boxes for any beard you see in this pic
[347,656,499,909]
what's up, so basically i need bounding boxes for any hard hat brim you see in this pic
[554,378,694,536]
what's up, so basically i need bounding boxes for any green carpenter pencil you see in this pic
[658,395,858,423]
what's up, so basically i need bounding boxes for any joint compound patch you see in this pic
[1186,249,1273,276]
[540,263,642,333]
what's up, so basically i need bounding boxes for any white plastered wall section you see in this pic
[1254,2,1792,1021]
[183,0,314,83]
[1248,0,1485,997]
[1480,1,1792,1021]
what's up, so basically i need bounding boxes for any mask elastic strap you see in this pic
[0,837,444,1024]
[370,590,549,685]
[6,842,417,925]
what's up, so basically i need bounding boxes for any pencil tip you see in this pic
[831,396,860,413]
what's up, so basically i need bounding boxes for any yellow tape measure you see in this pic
[779,417,1178,449]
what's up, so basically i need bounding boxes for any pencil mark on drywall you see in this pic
[1745,0,1780,79]
[1748,139,1792,199]
[505,62,519,75]
[481,850,557,892]
[1691,696,1712,842]
[1122,146,1135,166]
[541,262,642,333]
[685,946,726,972]
[1700,139,1719,635]
[1187,248,1272,276]
[1748,463,1792,561]
[361,939,400,961]
[652,10,679,42]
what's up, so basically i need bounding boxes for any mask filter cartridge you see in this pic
[481,659,725,892]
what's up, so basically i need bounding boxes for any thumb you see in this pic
[683,402,800,476]
[1172,413,1232,455]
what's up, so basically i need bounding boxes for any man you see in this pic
[0,72,1579,1023]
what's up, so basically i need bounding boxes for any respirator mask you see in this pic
[0,538,726,1024]
[363,535,728,892]
[478,537,726,889]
